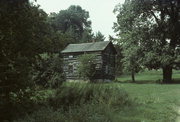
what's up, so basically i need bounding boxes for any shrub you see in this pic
[77,54,97,82]
[33,53,65,88]
[1,87,38,121]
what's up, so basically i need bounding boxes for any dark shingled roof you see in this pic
[61,41,112,53]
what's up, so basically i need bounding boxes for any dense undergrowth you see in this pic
[14,83,131,122]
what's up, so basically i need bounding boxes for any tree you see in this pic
[49,31,75,53]
[94,31,105,42]
[77,54,96,82]
[80,27,94,43]
[113,0,144,82]
[0,0,51,120]
[122,46,142,82]
[114,0,180,83]
[135,0,180,83]
[33,53,65,88]
[48,5,93,43]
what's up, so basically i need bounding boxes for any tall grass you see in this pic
[49,83,130,108]
[15,83,131,122]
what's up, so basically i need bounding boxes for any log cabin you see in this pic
[61,41,117,82]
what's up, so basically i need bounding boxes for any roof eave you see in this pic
[61,50,103,54]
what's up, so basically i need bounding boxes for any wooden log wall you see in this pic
[62,52,104,80]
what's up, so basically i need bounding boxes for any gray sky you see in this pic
[35,0,125,40]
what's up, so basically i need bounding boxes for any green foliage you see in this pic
[0,0,52,121]
[15,107,65,122]
[16,103,117,122]
[0,0,49,91]
[30,89,55,104]
[16,83,131,122]
[48,5,93,43]
[80,27,94,43]
[33,53,65,88]
[114,0,180,83]
[1,87,41,121]
[122,45,142,79]
[49,31,75,53]
[77,54,97,82]
[48,83,130,109]
[113,0,144,81]
[93,31,105,42]
[15,81,180,122]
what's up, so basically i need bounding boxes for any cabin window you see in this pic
[68,65,73,74]
[105,65,108,74]
[96,63,101,69]
[69,55,73,58]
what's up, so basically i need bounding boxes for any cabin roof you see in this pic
[61,41,116,53]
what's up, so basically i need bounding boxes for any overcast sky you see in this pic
[35,0,125,40]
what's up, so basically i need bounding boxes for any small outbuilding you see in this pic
[61,41,117,82]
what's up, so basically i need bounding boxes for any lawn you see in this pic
[110,70,180,121]
[117,70,180,83]
[110,83,180,122]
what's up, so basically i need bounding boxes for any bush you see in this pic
[1,87,39,121]
[33,54,65,88]
[77,54,97,82]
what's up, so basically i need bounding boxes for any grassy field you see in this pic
[112,70,180,121]
[16,70,180,122]
[109,83,180,121]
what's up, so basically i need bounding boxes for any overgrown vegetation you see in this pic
[15,83,131,122]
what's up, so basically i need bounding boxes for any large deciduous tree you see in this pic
[114,0,180,83]
[48,5,93,43]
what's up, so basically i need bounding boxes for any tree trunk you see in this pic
[162,65,173,83]
[131,70,135,82]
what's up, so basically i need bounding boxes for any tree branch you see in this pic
[150,10,160,25]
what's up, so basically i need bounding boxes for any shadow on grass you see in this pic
[167,79,180,84]
[115,78,180,84]
[115,80,158,84]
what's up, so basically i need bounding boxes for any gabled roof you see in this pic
[61,41,116,53]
